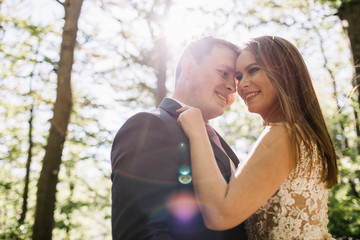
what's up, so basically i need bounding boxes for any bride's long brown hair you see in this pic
[244,36,338,188]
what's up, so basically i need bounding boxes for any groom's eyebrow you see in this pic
[218,64,235,73]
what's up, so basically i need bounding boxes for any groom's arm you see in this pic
[111,112,178,240]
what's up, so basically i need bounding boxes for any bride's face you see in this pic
[235,50,280,123]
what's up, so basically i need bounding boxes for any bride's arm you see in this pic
[177,107,295,230]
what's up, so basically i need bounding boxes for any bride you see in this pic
[177,36,338,239]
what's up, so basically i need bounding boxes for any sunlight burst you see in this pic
[163,8,212,49]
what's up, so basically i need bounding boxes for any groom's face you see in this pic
[185,45,237,122]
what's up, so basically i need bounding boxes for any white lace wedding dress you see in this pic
[245,141,334,240]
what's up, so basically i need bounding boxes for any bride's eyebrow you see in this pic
[244,63,258,70]
[235,62,258,75]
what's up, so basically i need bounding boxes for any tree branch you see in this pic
[55,0,65,7]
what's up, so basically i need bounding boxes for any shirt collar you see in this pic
[167,97,186,107]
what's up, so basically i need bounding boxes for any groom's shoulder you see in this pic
[119,107,172,132]
[129,108,166,122]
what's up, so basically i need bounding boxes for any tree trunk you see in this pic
[315,29,349,150]
[20,40,40,226]
[19,104,34,225]
[337,0,360,152]
[155,37,167,107]
[155,0,171,107]
[32,0,83,239]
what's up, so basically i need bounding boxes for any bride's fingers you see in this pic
[176,105,191,113]
[177,118,182,127]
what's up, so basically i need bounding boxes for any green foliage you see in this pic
[1,0,360,239]
[327,97,360,238]
[328,157,360,239]
[316,0,360,9]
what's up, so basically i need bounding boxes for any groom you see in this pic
[111,37,248,239]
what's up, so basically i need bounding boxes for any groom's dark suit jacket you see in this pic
[111,98,248,240]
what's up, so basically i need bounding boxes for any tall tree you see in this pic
[111,0,173,107]
[19,33,47,226]
[321,0,360,151]
[152,0,172,106]
[19,78,35,225]
[337,0,360,151]
[0,9,57,237]
[32,0,83,239]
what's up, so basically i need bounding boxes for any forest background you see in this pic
[0,0,359,239]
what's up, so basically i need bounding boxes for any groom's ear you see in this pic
[181,56,195,80]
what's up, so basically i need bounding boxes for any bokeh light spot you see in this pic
[179,164,191,175]
[167,191,198,223]
[178,175,192,184]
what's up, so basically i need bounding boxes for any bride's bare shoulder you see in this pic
[260,123,291,147]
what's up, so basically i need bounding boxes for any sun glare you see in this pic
[163,7,212,49]
[161,2,253,54]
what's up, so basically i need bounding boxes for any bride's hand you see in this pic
[177,106,206,138]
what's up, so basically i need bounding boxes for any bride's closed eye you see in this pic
[248,67,260,74]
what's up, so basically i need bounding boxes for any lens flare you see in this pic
[178,175,192,184]
[179,164,191,175]
[167,191,198,223]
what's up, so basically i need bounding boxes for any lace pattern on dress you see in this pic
[245,142,333,240]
